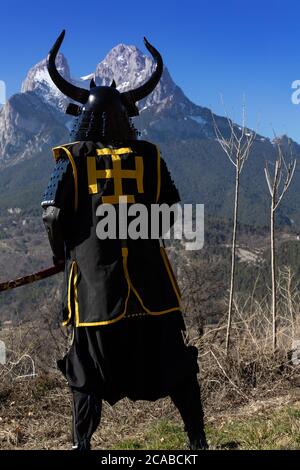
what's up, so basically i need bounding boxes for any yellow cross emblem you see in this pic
[87,147,144,204]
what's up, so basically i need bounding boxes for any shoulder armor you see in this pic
[52,141,81,160]
[41,158,70,208]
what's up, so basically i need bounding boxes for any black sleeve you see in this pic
[158,157,181,205]
[156,157,181,236]
[41,158,74,264]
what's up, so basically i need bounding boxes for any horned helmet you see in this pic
[47,30,163,142]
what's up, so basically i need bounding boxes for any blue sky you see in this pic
[1,0,300,141]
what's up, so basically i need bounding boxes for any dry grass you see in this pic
[1,373,300,450]
[1,275,300,450]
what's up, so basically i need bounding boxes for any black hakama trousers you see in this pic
[58,308,205,448]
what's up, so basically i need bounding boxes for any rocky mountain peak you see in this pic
[95,43,177,107]
[19,42,206,121]
[21,52,71,111]
[0,41,225,169]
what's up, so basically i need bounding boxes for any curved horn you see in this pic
[122,37,163,103]
[47,30,89,104]
[90,78,97,88]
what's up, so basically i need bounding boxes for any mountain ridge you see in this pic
[0,42,300,227]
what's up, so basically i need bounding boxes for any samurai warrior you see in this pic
[41,30,208,450]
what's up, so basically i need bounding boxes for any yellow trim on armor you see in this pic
[52,142,80,159]
[72,245,179,327]
[122,246,129,257]
[156,146,161,203]
[74,263,80,327]
[74,248,131,327]
[121,246,180,316]
[159,246,181,303]
[61,147,79,212]
[52,145,79,211]
[62,261,76,327]
[127,283,180,316]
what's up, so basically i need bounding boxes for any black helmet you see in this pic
[47,30,163,142]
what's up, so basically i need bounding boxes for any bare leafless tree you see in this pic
[213,102,256,354]
[264,139,296,354]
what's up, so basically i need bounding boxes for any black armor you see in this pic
[42,30,207,451]
[41,158,70,207]
[43,140,181,326]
